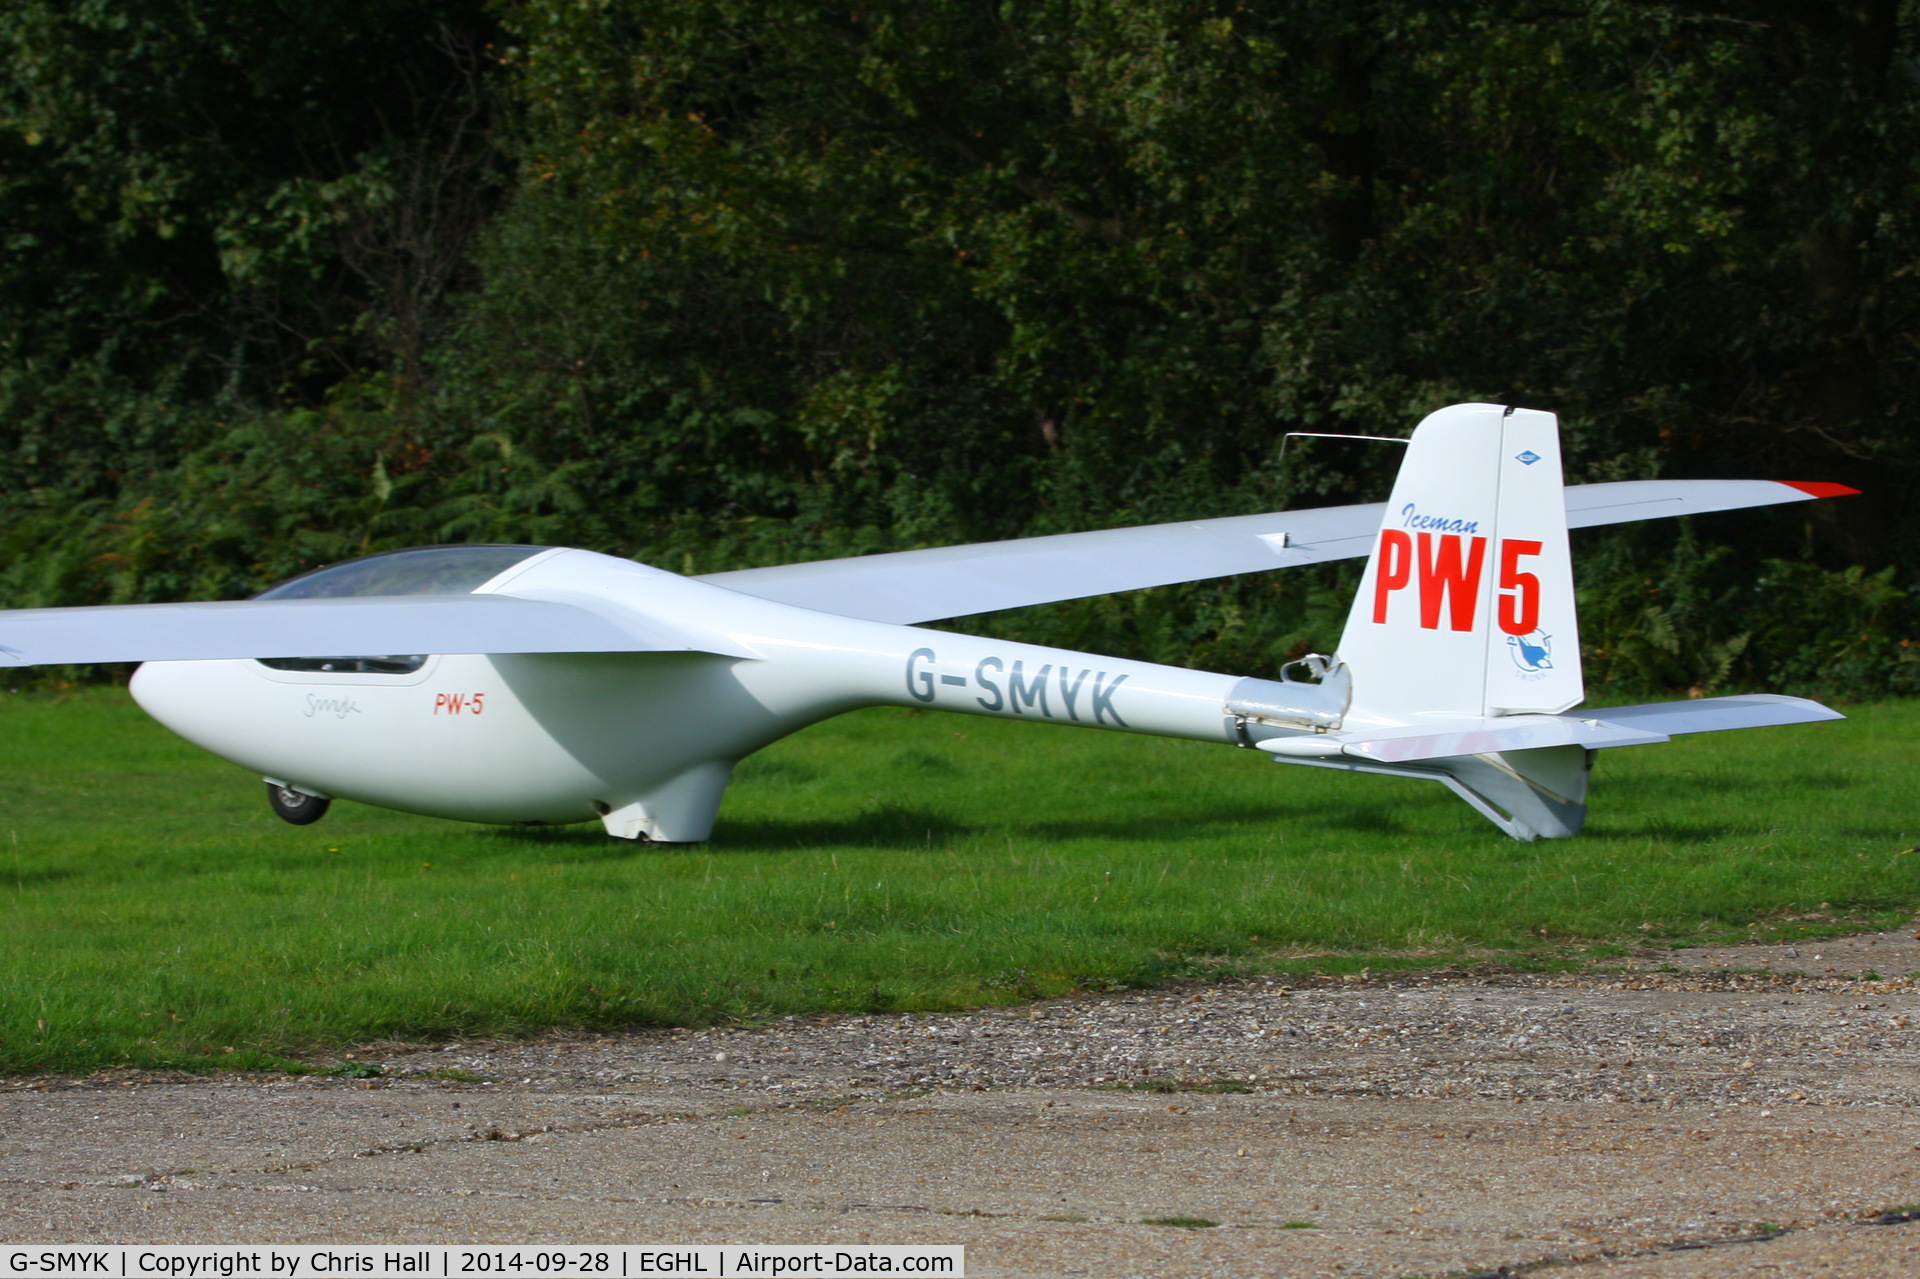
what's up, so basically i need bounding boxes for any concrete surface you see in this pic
[6,922,1920,1276]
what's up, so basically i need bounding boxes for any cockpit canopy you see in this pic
[255,545,549,600]
[253,545,549,675]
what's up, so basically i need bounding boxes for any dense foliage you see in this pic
[3,0,1916,696]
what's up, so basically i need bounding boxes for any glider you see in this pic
[0,403,1852,840]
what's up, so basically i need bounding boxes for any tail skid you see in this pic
[1243,402,1847,839]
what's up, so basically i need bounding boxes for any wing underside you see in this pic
[698,478,1847,624]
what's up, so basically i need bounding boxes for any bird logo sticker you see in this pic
[1507,630,1553,672]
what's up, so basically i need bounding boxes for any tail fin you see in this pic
[1256,403,1842,839]
[1336,403,1583,724]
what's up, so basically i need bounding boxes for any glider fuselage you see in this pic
[129,548,1257,840]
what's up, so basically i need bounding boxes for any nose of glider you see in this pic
[128,659,190,736]
[127,659,157,712]
[128,659,238,751]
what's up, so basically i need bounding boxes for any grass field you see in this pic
[1,687,1916,1074]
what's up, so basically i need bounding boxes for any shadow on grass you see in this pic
[1784,772,1861,792]
[1581,821,1750,845]
[484,824,618,850]
[1592,817,1919,845]
[1604,771,1860,799]
[1013,794,1441,841]
[475,806,972,855]
[731,756,824,787]
[491,797,1421,853]
[0,867,78,888]
[478,790,1883,857]
[1301,804,1423,836]
[713,805,973,851]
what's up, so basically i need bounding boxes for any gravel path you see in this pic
[6,924,1920,1275]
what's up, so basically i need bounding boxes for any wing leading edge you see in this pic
[0,593,750,668]
[698,478,1854,624]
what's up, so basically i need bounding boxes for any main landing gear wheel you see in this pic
[268,783,331,826]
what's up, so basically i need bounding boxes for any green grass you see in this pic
[1,688,1917,1074]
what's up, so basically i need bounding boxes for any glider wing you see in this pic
[700,478,1852,623]
[701,501,1380,626]
[0,593,752,668]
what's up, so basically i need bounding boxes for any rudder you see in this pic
[1335,403,1583,726]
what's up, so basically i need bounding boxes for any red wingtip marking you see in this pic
[1780,480,1860,499]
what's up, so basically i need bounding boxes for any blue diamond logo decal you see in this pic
[1515,450,1541,465]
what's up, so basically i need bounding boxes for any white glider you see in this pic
[0,403,1853,840]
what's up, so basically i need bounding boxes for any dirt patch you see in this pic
[4,926,1920,1276]
[1653,911,1920,977]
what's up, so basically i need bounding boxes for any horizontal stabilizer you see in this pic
[1256,714,1668,763]
[0,593,753,667]
[1576,693,1846,735]
[700,478,1853,624]
[1254,694,1840,765]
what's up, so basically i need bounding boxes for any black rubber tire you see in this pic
[268,783,331,826]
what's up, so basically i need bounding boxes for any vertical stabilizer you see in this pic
[1336,403,1584,725]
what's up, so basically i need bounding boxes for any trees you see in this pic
[2,0,1915,692]
[0,0,500,493]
